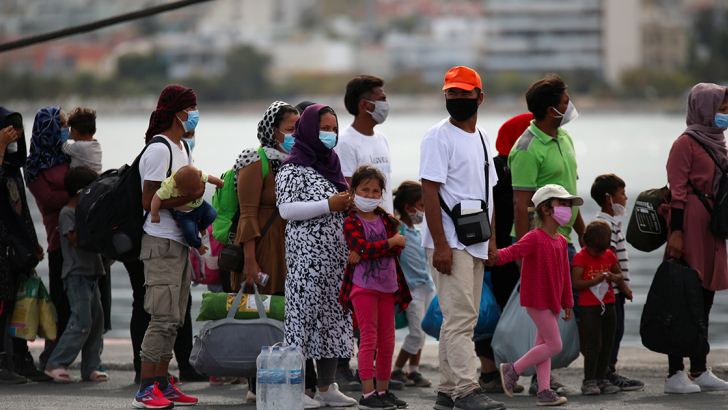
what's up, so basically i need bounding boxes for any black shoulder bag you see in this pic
[438,130,492,246]
[217,209,279,272]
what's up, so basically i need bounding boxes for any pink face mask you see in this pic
[551,206,572,226]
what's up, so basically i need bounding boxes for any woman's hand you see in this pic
[243,258,261,287]
[0,126,18,148]
[388,231,406,248]
[35,244,44,262]
[328,192,351,212]
[563,308,572,322]
[347,251,362,265]
[667,230,683,259]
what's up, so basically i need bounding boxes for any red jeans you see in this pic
[351,284,396,381]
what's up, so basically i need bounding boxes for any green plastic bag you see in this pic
[395,304,408,329]
[8,274,56,341]
[197,291,284,321]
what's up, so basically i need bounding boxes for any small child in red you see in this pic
[571,220,624,396]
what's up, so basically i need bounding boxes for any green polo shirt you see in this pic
[508,121,579,243]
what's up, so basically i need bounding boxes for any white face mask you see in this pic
[607,194,627,217]
[552,100,579,127]
[366,100,389,124]
[354,194,381,213]
[6,141,17,154]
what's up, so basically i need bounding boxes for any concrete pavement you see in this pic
[2,339,728,409]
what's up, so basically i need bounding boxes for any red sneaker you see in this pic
[133,382,173,409]
[161,377,198,406]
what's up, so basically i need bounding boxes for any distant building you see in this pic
[483,0,603,73]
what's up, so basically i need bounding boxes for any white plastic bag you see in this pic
[491,279,580,376]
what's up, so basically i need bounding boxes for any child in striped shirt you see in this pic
[591,174,644,391]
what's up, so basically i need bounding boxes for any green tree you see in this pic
[221,45,272,100]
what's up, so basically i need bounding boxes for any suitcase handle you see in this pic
[226,283,269,321]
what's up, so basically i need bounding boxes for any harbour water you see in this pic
[21,111,728,350]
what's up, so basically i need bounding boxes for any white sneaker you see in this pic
[314,383,358,407]
[692,368,728,391]
[304,394,322,409]
[664,371,701,394]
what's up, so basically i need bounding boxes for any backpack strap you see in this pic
[147,136,175,178]
[256,147,270,181]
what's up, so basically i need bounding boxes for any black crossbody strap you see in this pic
[688,135,727,174]
[255,208,279,245]
[438,130,490,214]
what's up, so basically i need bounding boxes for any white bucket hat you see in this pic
[531,184,584,208]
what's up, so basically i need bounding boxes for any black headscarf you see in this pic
[0,107,27,170]
[0,107,36,251]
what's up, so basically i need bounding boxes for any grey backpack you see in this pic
[190,284,285,378]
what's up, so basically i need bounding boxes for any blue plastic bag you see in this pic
[421,295,442,340]
[421,271,502,341]
[473,271,502,341]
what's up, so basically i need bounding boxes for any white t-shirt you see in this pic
[336,126,394,214]
[139,135,193,245]
[62,140,103,174]
[418,118,498,259]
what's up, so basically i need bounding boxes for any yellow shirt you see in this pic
[157,171,208,208]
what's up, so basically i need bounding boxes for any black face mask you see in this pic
[446,97,479,122]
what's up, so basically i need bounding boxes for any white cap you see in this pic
[531,184,584,208]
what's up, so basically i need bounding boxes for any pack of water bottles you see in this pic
[256,344,305,410]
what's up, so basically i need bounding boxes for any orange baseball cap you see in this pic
[442,66,482,91]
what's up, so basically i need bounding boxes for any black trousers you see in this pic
[581,303,616,381]
[39,249,71,366]
[668,287,715,376]
[125,260,194,374]
[474,262,520,361]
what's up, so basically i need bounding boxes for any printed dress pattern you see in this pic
[276,163,354,359]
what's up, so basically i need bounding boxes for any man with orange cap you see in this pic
[419,67,504,410]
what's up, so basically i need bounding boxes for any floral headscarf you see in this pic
[25,107,69,184]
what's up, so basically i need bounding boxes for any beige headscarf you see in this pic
[684,83,728,193]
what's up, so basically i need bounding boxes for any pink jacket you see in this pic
[497,228,573,313]
[661,134,728,291]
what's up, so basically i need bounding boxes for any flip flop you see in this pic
[82,370,109,382]
[44,368,72,383]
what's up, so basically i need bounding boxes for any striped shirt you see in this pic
[596,212,629,293]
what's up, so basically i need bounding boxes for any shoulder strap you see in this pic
[255,209,279,245]
[147,136,175,178]
[437,130,490,215]
[256,147,270,180]
[687,135,726,174]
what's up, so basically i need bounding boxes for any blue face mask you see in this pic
[319,131,337,149]
[280,134,295,153]
[715,113,728,130]
[182,137,195,151]
[59,127,70,143]
[177,110,199,132]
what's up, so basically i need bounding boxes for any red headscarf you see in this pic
[145,84,197,143]
[496,113,533,156]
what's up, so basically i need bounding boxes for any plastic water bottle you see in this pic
[283,346,304,410]
[256,346,270,410]
[267,346,285,409]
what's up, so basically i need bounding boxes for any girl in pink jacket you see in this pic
[496,184,583,407]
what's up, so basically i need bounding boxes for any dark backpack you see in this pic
[626,186,669,252]
[640,259,709,357]
[685,135,728,238]
[76,137,188,262]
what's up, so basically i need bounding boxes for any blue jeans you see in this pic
[47,275,104,377]
[170,200,217,249]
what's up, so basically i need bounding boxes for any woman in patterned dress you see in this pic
[276,104,358,407]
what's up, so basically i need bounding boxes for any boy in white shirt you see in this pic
[336,75,393,214]
[63,107,102,173]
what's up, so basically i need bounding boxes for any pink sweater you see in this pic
[497,228,573,313]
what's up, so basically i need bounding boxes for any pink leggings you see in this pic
[513,307,563,393]
[350,285,396,381]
